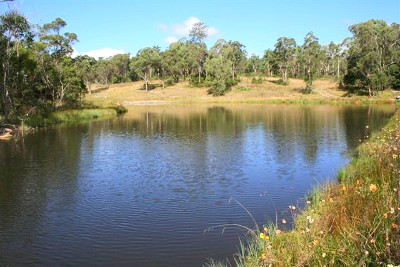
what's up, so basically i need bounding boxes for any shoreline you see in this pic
[209,107,400,266]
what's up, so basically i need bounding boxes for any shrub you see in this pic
[251,77,263,84]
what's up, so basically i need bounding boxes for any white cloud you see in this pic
[171,16,201,36]
[81,48,125,59]
[207,26,218,37]
[159,17,219,44]
[165,36,178,44]
[71,47,79,58]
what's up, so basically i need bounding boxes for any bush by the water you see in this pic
[25,108,122,127]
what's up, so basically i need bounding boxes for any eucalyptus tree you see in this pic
[130,46,161,91]
[164,39,197,80]
[274,37,297,82]
[163,40,185,82]
[109,53,131,83]
[263,49,276,77]
[187,22,209,84]
[189,21,208,43]
[301,32,322,87]
[344,20,400,95]
[36,17,80,109]
[92,58,113,85]
[246,55,261,74]
[322,42,340,77]
[210,39,246,79]
[187,41,208,84]
[0,11,31,118]
[74,55,96,94]
[227,40,247,78]
[204,56,233,96]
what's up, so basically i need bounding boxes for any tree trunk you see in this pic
[85,80,92,94]
[1,62,13,120]
[144,73,148,91]
[198,66,201,84]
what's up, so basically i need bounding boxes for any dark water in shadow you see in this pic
[0,104,395,266]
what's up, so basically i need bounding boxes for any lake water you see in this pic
[0,104,395,266]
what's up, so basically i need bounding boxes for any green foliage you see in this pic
[301,32,323,86]
[130,46,161,91]
[246,55,262,74]
[189,21,208,42]
[115,105,128,114]
[189,73,205,87]
[1,13,399,122]
[164,78,175,87]
[0,11,33,119]
[210,39,247,79]
[388,64,400,89]
[205,56,239,96]
[25,108,119,127]
[302,82,314,94]
[271,79,289,86]
[343,20,400,96]
[274,37,297,81]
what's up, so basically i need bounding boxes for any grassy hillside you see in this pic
[86,77,399,107]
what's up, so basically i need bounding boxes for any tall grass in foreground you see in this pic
[208,108,400,267]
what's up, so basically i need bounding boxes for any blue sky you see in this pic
[2,0,399,58]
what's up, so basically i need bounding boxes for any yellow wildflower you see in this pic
[282,219,287,224]
[369,184,378,192]
[313,239,319,246]
[260,233,270,240]
[275,229,282,235]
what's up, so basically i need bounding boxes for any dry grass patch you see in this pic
[86,78,399,107]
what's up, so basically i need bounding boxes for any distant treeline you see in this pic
[0,11,399,120]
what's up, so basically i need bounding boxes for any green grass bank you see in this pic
[24,106,127,127]
[209,106,400,267]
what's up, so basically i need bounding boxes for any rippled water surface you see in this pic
[0,104,395,266]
